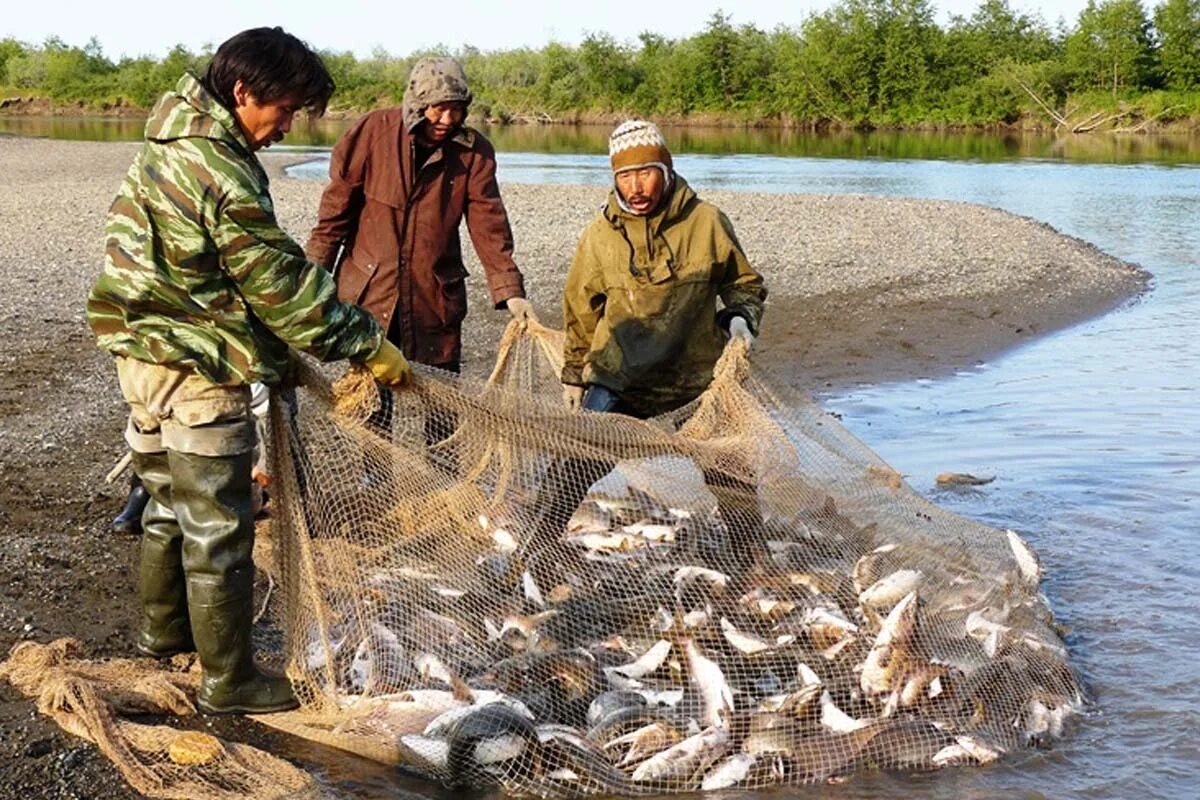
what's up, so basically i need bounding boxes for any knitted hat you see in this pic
[609,120,673,174]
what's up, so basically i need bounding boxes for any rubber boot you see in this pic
[130,451,194,658]
[171,449,297,714]
[111,474,150,535]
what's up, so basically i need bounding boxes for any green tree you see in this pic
[694,11,739,106]
[944,0,1057,83]
[629,32,676,113]
[1154,0,1200,89]
[1066,0,1156,94]
[876,0,944,119]
[727,22,775,109]
[0,38,26,86]
[535,42,584,111]
[938,0,1060,122]
[794,0,884,123]
[5,48,47,90]
[578,33,637,109]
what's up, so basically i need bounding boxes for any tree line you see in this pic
[2,0,1198,128]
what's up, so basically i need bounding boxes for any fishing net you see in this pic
[0,639,329,799]
[1,321,1084,798]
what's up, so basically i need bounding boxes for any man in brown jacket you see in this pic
[306,57,534,373]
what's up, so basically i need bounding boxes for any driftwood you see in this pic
[1114,106,1180,134]
[1011,74,1069,129]
[1010,72,1169,135]
[509,112,556,125]
[1072,110,1126,133]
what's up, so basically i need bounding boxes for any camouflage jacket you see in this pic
[562,176,767,416]
[87,73,383,386]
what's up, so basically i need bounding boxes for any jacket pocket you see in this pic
[433,258,469,326]
[336,255,379,305]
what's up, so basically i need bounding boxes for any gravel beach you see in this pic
[0,136,1146,798]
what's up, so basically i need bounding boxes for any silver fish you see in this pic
[861,590,919,697]
[684,638,734,729]
[700,752,757,790]
[606,639,671,681]
[631,726,730,783]
[1006,529,1042,587]
[859,569,923,611]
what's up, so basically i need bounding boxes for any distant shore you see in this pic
[3,96,1198,134]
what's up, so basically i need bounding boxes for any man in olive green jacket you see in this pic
[87,28,410,715]
[561,120,765,417]
[529,121,767,579]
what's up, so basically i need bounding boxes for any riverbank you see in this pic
[4,95,1200,134]
[0,137,1146,799]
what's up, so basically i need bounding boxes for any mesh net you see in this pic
[2,322,1085,797]
[0,639,329,800]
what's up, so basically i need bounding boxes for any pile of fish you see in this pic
[295,483,1085,795]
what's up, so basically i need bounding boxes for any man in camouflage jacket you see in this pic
[87,28,410,715]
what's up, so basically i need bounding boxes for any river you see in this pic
[10,119,1199,799]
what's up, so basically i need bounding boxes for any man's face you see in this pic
[615,166,666,216]
[232,79,302,151]
[420,102,467,143]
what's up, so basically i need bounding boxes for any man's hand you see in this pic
[362,340,413,386]
[562,384,584,411]
[728,316,755,352]
[507,297,537,328]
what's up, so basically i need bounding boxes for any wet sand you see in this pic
[0,137,1146,799]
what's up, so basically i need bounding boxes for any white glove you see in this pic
[562,384,584,411]
[507,297,537,327]
[728,316,755,352]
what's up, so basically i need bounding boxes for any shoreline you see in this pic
[0,137,1147,799]
[263,150,1147,393]
[3,102,1199,135]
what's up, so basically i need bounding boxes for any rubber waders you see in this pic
[111,474,150,535]
[170,449,297,714]
[130,451,194,657]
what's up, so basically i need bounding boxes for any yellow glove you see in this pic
[362,340,412,387]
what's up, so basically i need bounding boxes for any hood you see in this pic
[144,72,252,153]
[402,57,473,134]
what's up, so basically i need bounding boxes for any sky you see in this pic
[4,0,1093,60]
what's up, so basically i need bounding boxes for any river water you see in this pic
[10,119,1199,798]
[291,148,1200,800]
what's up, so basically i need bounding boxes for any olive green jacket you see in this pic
[562,176,766,415]
[87,73,382,386]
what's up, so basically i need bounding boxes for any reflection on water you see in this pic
[4,114,1200,164]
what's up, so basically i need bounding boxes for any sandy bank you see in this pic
[271,152,1146,391]
[0,137,1145,799]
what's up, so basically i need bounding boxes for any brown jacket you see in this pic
[306,108,525,366]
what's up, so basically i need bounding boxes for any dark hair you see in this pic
[201,27,334,116]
